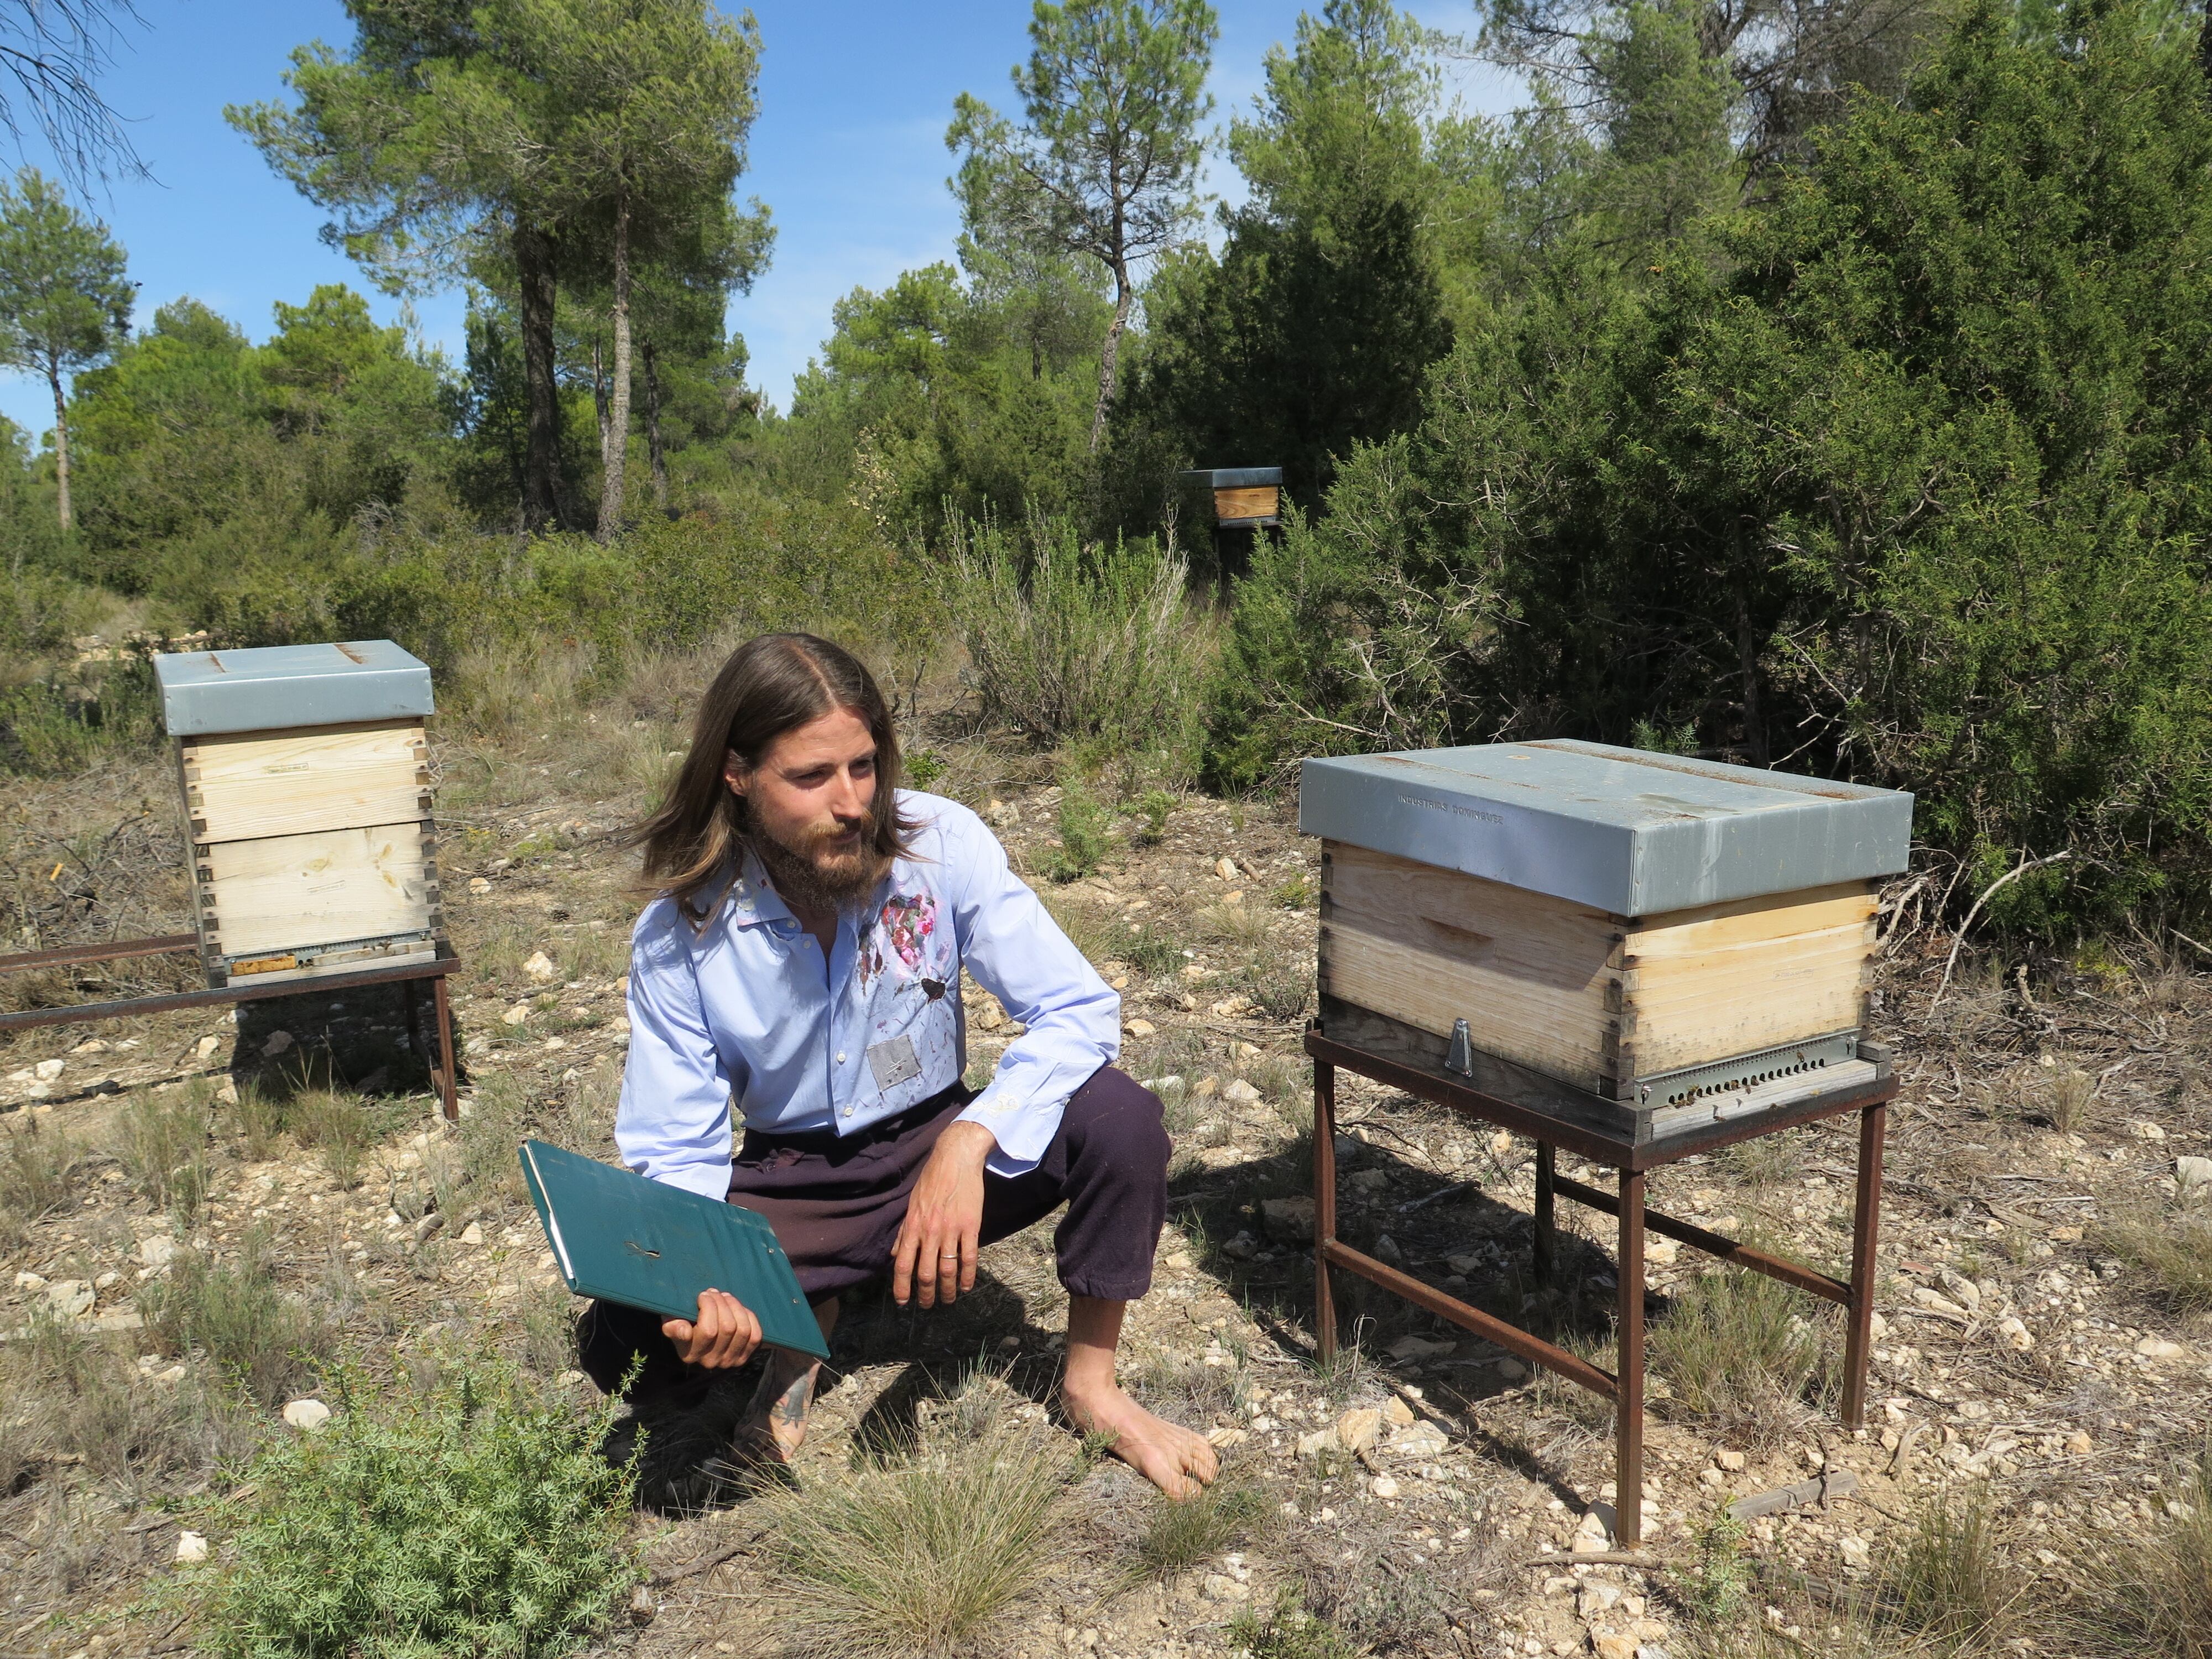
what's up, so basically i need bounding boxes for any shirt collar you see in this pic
[721,849,906,933]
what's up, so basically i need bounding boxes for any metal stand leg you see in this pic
[1616,1167,1646,1548]
[1533,1141,1557,1285]
[432,973,460,1123]
[1841,1100,1887,1428]
[1314,1058,1339,1361]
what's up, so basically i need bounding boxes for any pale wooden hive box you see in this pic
[153,641,443,988]
[1301,741,1913,1143]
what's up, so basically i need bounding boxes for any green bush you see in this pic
[197,1359,636,1659]
[935,511,1212,761]
[142,1233,333,1408]
[1043,776,1115,882]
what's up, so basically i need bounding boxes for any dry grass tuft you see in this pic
[113,1089,213,1222]
[141,1231,333,1407]
[1869,1483,2017,1650]
[1650,1265,1837,1448]
[1129,1473,1269,1577]
[753,1429,1072,1658]
[1,1114,77,1244]
[2096,1204,2212,1313]
[2066,1439,2212,1656]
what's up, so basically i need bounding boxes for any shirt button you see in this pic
[835,1051,847,1064]
[841,1105,854,1118]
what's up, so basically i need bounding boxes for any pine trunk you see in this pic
[597,189,633,542]
[512,221,564,532]
[1088,258,1133,454]
[48,366,70,533]
[642,339,669,512]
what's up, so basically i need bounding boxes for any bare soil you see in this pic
[3,701,2208,1659]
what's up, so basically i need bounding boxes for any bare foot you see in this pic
[734,1349,821,1465]
[1061,1378,1219,1499]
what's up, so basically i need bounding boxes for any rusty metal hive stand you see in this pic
[1299,741,1912,1548]
[1,641,461,1119]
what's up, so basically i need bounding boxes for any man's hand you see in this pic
[661,1288,761,1369]
[892,1119,996,1308]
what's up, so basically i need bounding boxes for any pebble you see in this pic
[1201,1573,1250,1602]
[175,1531,208,1564]
[138,1235,176,1269]
[1337,1407,1383,1452]
[263,1031,294,1057]
[468,877,493,895]
[14,1271,45,1291]
[45,1280,93,1318]
[2130,1120,2167,1141]
[1124,1018,1156,1038]
[459,1222,485,1246]
[1996,1314,2034,1351]
[1222,1078,1261,1104]
[2065,1430,2094,1454]
[525,951,557,983]
[2177,1155,2212,1193]
[1645,1236,1678,1265]
[1214,857,1239,880]
[1383,1397,1416,1427]
[195,1035,221,1059]
[2135,1337,2187,1360]
[1261,1197,1315,1244]
[1297,1428,1338,1458]
[502,1004,530,1026]
[283,1398,332,1432]
[34,1058,64,1080]
[1369,1474,1400,1499]
[1388,1421,1451,1458]
[1714,1448,1746,1472]
[1372,1233,1404,1264]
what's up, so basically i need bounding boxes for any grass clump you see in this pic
[2096,1204,2212,1312]
[1,1115,76,1243]
[1867,1483,2016,1648]
[287,1085,391,1191]
[1650,1265,1837,1447]
[1133,786,1176,845]
[197,1358,635,1659]
[2068,1440,2212,1656]
[1131,1475,1268,1577]
[754,1431,1072,1658]
[114,1091,213,1223]
[142,1232,332,1407]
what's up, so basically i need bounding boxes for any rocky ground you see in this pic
[3,693,2210,1658]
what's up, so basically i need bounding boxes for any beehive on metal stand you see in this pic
[1301,741,1913,1144]
[153,641,445,988]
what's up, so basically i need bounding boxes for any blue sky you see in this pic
[0,1,1518,439]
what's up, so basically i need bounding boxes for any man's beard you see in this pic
[751,810,890,913]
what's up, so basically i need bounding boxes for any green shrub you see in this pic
[935,511,1212,759]
[142,1233,332,1407]
[1133,787,1176,845]
[1044,777,1115,882]
[197,1359,635,1659]
[1130,1476,1269,1577]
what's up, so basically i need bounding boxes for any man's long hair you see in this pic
[632,634,920,925]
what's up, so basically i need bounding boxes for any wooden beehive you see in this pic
[1302,741,1912,1141]
[1184,466,1282,527]
[154,641,444,988]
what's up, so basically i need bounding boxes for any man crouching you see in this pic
[577,631,1218,1500]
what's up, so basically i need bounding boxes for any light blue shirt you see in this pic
[615,790,1120,1199]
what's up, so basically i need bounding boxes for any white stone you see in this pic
[1996,1314,2034,1351]
[140,1235,178,1274]
[459,1222,485,1246]
[1222,1078,1262,1105]
[2131,1119,2168,1141]
[33,1058,64,1080]
[1123,1018,1156,1038]
[1645,1236,1679,1266]
[1297,1427,1339,1457]
[1201,1573,1250,1603]
[502,1004,530,1026]
[1839,1536,1872,1569]
[1337,1407,1383,1452]
[1214,857,1239,880]
[524,951,557,982]
[1369,1474,1400,1499]
[194,1035,221,1060]
[2176,1155,2212,1193]
[45,1279,93,1318]
[71,1038,107,1055]
[467,877,493,895]
[1388,1421,1451,1458]
[282,1397,332,1432]
[93,1271,119,1291]
[14,1271,46,1291]
[2135,1337,2187,1360]
[216,1079,239,1105]
[175,1531,209,1564]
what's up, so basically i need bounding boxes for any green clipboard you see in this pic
[518,1140,830,1361]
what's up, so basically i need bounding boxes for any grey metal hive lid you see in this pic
[1301,739,1912,916]
[153,640,435,738]
[1180,466,1283,488]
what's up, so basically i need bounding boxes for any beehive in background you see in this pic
[1183,465,1282,527]
[153,641,444,988]
[1301,740,1913,1141]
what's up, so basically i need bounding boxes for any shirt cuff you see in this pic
[639,1160,732,1202]
[954,1091,1056,1179]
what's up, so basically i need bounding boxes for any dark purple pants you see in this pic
[577,1065,1170,1402]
